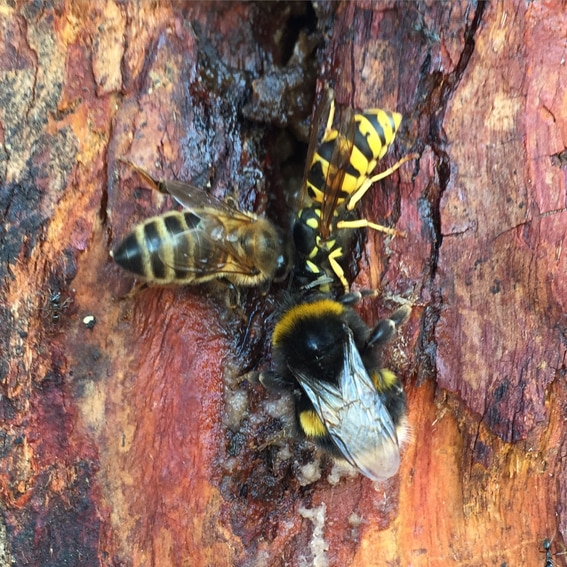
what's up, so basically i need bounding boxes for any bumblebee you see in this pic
[260,293,410,481]
[112,164,288,291]
[294,86,416,292]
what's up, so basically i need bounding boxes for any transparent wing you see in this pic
[298,84,335,209]
[121,160,255,222]
[159,180,255,222]
[159,216,258,277]
[297,87,358,240]
[318,105,356,239]
[292,329,400,481]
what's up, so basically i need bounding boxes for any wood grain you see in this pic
[0,1,565,566]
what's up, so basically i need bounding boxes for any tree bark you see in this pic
[0,1,565,566]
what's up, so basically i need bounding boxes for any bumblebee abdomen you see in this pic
[297,406,342,457]
[113,211,201,283]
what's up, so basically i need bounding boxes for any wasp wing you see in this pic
[318,105,356,239]
[292,329,400,481]
[299,87,358,240]
[301,85,334,197]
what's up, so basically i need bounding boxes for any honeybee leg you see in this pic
[346,153,419,211]
[224,280,241,309]
[367,305,411,347]
[224,195,239,209]
[327,247,349,293]
[337,218,404,237]
[206,279,242,310]
[117,280,150,299]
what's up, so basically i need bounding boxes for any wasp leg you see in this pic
[346,153,419,211]
[325,98,336,133]
[327,247,349,293]
[336,218,404,237]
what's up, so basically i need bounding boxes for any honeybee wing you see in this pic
[158,180,257,224]
[291,329,401,481]
[162,209,267,278]
[158,220,241,277]
[120,160,256,223]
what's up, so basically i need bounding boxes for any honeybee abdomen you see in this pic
[113,211,200,283]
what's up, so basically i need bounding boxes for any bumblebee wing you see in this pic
[293,330,401,481]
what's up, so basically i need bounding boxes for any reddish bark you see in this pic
[0,1,565,566]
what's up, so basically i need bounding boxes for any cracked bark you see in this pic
[0,1,566,566]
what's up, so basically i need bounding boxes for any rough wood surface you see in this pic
[0,1,566,566]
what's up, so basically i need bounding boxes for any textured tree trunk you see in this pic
[0,1,565,566]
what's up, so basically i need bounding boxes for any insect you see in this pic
[42,289,72,324]
[112,164,288,293]
[293,86,416,292]
[260,292,410,481]
[542,537,567,566]
[544,538,554,566]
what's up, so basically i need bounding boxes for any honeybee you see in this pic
[293,86,416,292]
[260,292,410,482]
[112,165,288,292]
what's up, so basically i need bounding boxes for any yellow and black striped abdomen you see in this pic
[113,210,215,284]
[305,109,402,204]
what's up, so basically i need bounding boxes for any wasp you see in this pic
[112,164,288,295]
[293,86,416,292]
[260,292,410,482]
